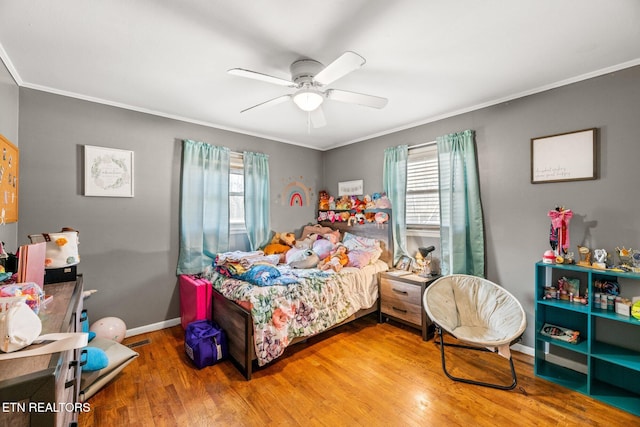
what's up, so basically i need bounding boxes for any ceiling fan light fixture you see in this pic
[293,88,324,112]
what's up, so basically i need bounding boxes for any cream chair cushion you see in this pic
[423,274,526,358]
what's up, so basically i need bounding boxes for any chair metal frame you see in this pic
[433,324,519,390]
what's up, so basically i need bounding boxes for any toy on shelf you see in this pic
[540,323,580,344]
[318,190,330,210]
[615,247,634,271]
[576,245,591,267]
[592,249,607,269]
[548,206,573,256]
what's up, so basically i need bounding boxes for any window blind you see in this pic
[406,144,439,227]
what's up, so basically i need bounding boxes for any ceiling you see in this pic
[1,1,639,151]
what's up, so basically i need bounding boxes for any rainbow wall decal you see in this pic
[282,181,310,207]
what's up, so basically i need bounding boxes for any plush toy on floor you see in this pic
[80,311,109,372]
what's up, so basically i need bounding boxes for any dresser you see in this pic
[379,271,440,340]
[0,276,84,427]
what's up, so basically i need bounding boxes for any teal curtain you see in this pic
[437,130,485,276]
[383,145,409,263]
[177,140,230,275]
[243,151,271,251]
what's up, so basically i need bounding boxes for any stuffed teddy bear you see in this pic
[263,232,296,262]
[336,195,351,210]
[318,190,330,210]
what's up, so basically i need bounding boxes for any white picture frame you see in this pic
[338,179,364,196]
[531,128,597,184]
[84,145,134,197]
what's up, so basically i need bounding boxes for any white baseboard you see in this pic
[511,342,534,356]
[125,317,181,338]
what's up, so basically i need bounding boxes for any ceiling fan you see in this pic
[228,51,388,128]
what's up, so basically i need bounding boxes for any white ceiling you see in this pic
[1,1,639,151]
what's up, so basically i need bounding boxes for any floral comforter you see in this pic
[204,261,387,366]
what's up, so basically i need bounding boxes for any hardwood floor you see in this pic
[79,315,638,426]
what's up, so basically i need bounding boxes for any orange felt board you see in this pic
[0,134,18,223]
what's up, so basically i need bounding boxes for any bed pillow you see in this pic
[312,238,335,260]
[342,232,383,263]
[347,250,375,268]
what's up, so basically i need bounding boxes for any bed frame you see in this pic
[212,209,393,380]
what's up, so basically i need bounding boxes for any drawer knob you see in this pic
[392,306,408,313]
[392,288,408,295]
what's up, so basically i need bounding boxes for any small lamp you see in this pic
[418,246,436,276]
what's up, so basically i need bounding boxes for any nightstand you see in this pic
[379,271,440,340]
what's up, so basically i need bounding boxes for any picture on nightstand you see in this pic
[395,255,411,271]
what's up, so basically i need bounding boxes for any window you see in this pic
[406,144,439,229]
[229,152,245,231]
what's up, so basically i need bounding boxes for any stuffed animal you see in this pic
[363,194,375,209]
[318,244,349,272]
[318,190,330,210]
[336,195,351,210]
[365,212,376,223]
[80,311,109,372]
[263,232,296,261]
[375,193,392,209]
[346,212,366,225]
[288,249,320,269]
[295,234,319,250]
[328,196,336,210]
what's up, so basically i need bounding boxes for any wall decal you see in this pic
[281,178,311,207]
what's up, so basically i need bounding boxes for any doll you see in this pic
[319,244,349,272]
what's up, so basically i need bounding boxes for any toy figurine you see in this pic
[592,249,607,269]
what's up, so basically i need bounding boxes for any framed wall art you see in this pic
[338,179,364,196]
[84,145,134,197]
[0,134,19,223]
[531,128,597,184]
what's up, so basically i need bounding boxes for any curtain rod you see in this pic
[408,140,436,150]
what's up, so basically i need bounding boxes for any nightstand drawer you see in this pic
[380,278,422,304]
[380,299,422,325]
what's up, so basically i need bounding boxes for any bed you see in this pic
[204,211,393,379]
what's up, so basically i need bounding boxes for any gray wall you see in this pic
[9,60,640,347]
[323,65,640,347]
[17,89,322,329]
[0,59,19,250]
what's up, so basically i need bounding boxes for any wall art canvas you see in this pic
[84,145,134,197]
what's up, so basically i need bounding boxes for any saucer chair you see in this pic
[423,274,527,390]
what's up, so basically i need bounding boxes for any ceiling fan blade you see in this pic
[240,95,292,113]
[313,51,366,86]
[326,89,388,109]
[228,68,295,87]
[310,107,327,128]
